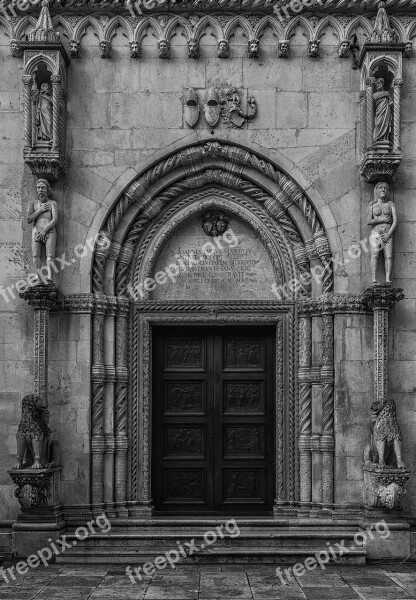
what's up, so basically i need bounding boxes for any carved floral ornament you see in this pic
[7,11,416,60]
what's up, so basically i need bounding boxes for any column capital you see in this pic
[362,284,404,311]
[393,77,403,87]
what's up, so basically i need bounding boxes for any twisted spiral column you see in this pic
[50,74,61,152]
[393,78,403,152]
[115,298,130,516]
[360,90,366,157]
[22,75,33,149]
[298,313,312,504]
[321,309,335,506]
[91,295,106,512]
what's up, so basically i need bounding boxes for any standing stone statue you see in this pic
[373,78,393,144]
[368,181,397,285]
[33,81,53,144]
[27,179,58,283]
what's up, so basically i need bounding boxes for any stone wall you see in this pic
[0,17,415,521]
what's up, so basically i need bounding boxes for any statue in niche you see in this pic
[217,39,229,58]
[27,179,58,283]
[278,40,289,58]
[33,80,53,145]
[368,181,397,285]
[373,78,393,144]
[364,398,405,469]
[13,395,60,470]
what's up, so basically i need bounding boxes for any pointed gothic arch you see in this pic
[87,140,339,518]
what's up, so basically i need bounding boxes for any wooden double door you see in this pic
[152,326,275,514]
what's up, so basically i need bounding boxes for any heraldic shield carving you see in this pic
[204,88,221,127]
[184,88,200,127]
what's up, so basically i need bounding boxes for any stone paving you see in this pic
[0,562,416,600]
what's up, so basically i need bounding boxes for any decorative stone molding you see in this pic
[358,2,406,183]
[20,1,69,181]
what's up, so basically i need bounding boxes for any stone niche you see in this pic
[151,214,277,301]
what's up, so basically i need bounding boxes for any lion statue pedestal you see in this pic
[363,398,411,510]
[8,395,64,556]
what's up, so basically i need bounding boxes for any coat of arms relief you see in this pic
[184,87,257,129]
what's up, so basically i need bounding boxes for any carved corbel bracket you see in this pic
[8,467,61,511]
[363,465,410,510]
[361,284,404,312]
[20,282,64,311]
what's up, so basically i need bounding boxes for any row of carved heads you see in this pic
[9,35,391,60]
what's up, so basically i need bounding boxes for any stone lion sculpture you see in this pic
[13,394,60,470]
[364,398,405,469]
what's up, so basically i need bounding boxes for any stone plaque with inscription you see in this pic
[152,215,277,300]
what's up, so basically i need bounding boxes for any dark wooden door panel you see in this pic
[152,326,274,514]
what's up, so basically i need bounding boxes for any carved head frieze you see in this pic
[308,38,320,58]
[248,38,260,58]
[204,87,221,127]
[129,40,141,59]
[278,40,289,58]
[404,40,413,58]
[69,39,80,58]
[187,38,200,59]
[338,39,350,58]
[99,40,111,59]
[217,39,229,58]
[184,88,200,127]
[10,39,23,58]
[158,38,170,59]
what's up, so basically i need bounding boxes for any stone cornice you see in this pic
[4,0,416,14]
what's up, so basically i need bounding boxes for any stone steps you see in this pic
[56,524,367,565]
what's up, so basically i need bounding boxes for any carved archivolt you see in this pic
[4,12,416,57]
[92,141,333,299]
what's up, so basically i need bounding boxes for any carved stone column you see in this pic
[321,301,335,506]
[91,294,106,514]
[104,297,117,518]
[22,75,33,149]
[362,285,404,404]
[50,74,61,152]
[393,78,403,152]
[298,313,312,504]
[366,77,375,151]
[20,284,63,425]
[360,90,367,156]
[115,298,130,517]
